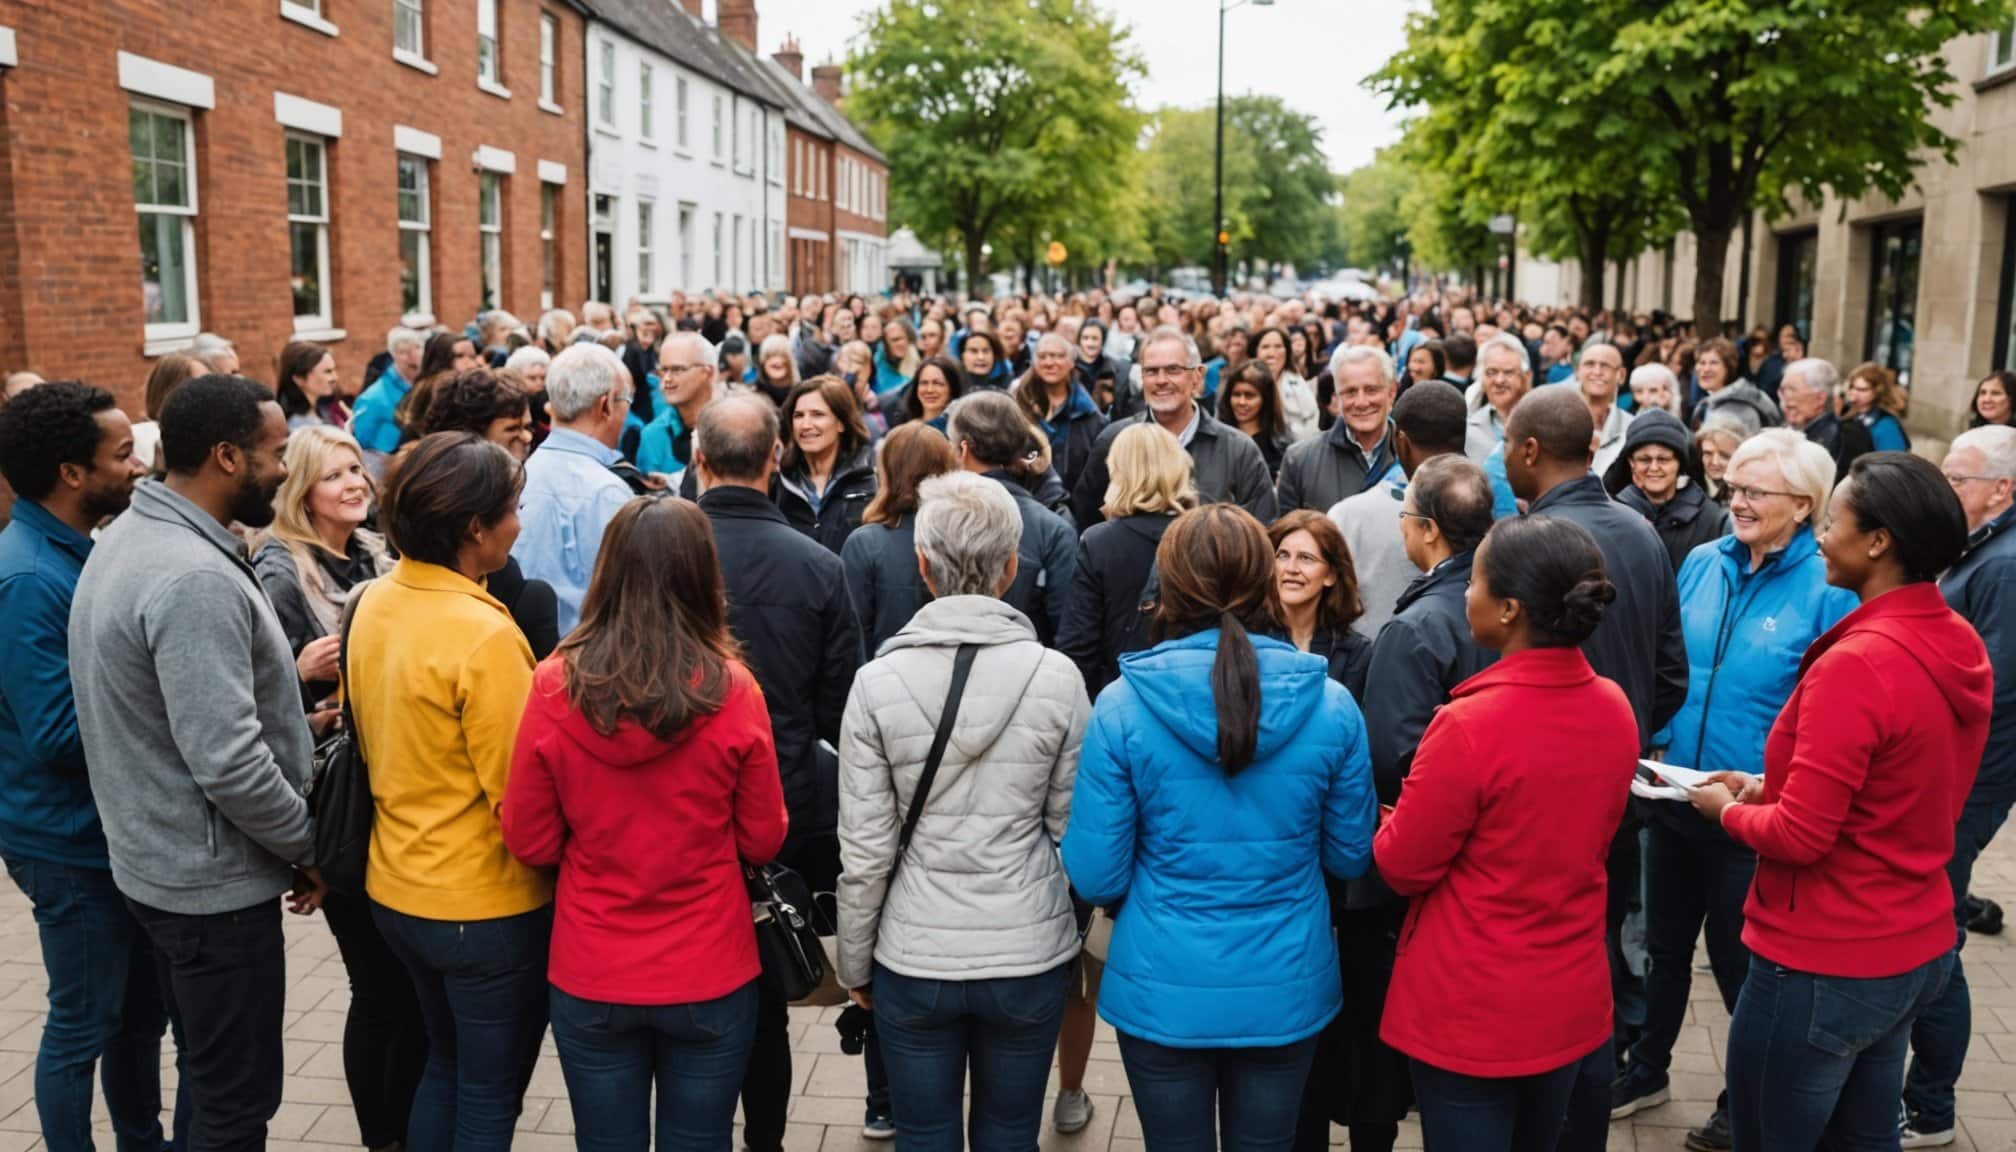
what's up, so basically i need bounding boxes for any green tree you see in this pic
[1224,96,1336,272]
[847,0,1145,293]
[1336,147,1414,271]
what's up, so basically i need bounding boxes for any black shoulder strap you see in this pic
[336,584,368,761]
[893,643,980,865]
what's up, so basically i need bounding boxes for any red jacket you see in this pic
[502,657,789,1005]
[1724,583,1992,978]
[1375,647,1637,1078]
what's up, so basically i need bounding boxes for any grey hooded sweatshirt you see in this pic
[835,596,1090,988]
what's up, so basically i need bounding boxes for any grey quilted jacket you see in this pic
[835,596,1090,987]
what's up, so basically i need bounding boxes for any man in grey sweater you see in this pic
[69,374,316,1151]
[1329,381,1470,637]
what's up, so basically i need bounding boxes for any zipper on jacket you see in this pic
[1692,563,1776,769]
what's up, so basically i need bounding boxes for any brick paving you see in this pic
[7,835,2016,1150]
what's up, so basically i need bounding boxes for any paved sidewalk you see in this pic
[7,834,2016,1151]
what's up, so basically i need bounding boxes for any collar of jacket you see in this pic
[388,555,510,614]
[699,483,791,524]
[1803,410,1841,447]
[128,478,255,572]
[781,444,875,500]
[6,498,92,566]
[1326,415,1395,464]
[1134,403,1219,440]
[540,426,622,467]
[1714,521,1817,574]
[1619,480,1708,525]
[1798,582,1952,676]
[1964,503,2016,558]
[880,595,1037,653]
[1394,547,1475,615]
[1052,381,1101,423]
[1527,472,1608,515]
[1452,646,1596,698]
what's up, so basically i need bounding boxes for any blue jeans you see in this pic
[371,902,552,1151]
[1117,1031,1318,1152]
[1905,796,2012,1131]
[872,961,1070,1152]
[1727,954,1952,1151]
[1410,1047,1600,1152]
[549,981,758,1152]
[5,857,183,1152]
[1629,824,1755,1085]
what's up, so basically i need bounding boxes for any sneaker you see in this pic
[1053,1089,1095,1134]
[1900,1107,1955,1149]
[1608,1071,1669,1120]
[861,1115,896,1141]
[1684,1105,1732,1151]
[1969,894,2004,936]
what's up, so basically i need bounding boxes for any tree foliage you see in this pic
[1136,96,1336,275]
[846,0,1146,292]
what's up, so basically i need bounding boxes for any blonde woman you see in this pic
[1843,361,1911,451]
[754,333,801,407]
[247,424,419,1152]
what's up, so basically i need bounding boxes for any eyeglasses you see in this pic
[661,362,711,375]
[1725,483,1799,503]
[1398,510,1434,525]
[1946,473,2004,487]
[1629,454,1679,469]
[1142,365,1194,380]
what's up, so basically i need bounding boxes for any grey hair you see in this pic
[661,330,712,365]
[1138,324,1201,369]
[947,390,1040,467]
[1782,358,1839,398]
[582,301,616,326]
[695,394,779,482]
[913,471,1024,598]
[1328,343,1396,388]
[478,309,519,336]
[1726,428,1837,528]
[1628,363,1683,417]
[536,309,577,345]
[1036,331,1073,356]
[1952,425,2016,481]
[1478,331,1532,374]
[503,346,550,374]
[190,331,235,358]
[546,343,626,421]
[386,326,425,356]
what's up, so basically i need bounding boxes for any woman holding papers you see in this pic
[1609,431,1855,1147]
[1688,453,1993,1151]
[1373,515,1639,1150]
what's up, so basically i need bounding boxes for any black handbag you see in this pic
[747,860,828,1002]
[305,589,375,895]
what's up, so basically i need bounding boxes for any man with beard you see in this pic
[0,382,183,1152]
[69,374,317,1151]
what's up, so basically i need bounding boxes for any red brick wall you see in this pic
[785,126,832,293]
[0,0,587,417]
[833,144,884,242]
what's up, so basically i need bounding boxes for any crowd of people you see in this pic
[0,281,2011,1152]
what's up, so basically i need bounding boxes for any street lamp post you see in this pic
[1213,0,1272,298]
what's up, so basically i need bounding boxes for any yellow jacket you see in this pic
[348,558,550,920]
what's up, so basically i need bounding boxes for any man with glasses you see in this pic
[636,332,714,482]
[1901,426,2016,1148]
[1780,358,1872,477]
[1578,340,1634,474]
[1277,345,1404,517]
[1069,326,1276,527]
[512,342,636,634]
[1609,409,1729,573]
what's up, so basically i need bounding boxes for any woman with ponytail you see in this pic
[1373,515,1640,1150]
[1061,504,1377,1150]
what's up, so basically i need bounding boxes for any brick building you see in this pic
[0,0,589,416]
[755,38,888,296]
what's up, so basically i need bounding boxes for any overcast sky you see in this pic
[728,0,1414,174]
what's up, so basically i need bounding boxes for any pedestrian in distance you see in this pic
[502,497,789,1152]
[1689,453,1992,1152]
[1375,515,1638,1152]
[775,376,879,556]
[841,422,961,660]
[511,342,637,636]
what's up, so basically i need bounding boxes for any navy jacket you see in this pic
[1361,552,1495,802]
[1070,407,1278,529]
[0,500,106,868]
[841,516,927,661]
[1944,506,2016,803]
[1528,475,1688,750]
[1057,513,1172,699]
[982,470,1078,648]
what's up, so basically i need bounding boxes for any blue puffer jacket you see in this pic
[1649,527,1856,837]
[1062,629,1376,1047]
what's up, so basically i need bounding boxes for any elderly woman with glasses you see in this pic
[1602,409,1731,573]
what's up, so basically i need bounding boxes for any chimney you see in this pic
[677,0,702,17]
[718,0,757,54]
[811,62,843,107]
[773,35,803,82]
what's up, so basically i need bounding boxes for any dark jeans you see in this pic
[1292,902,1409,1152]
[128,897,287,1152]
[1410,1045,1604,1152]
[864,1012,892,1122]
[1117,1031,1319,1152]
[549,980,759,1151]
[1606,822,1645,1059]
[873,961,1070,1152]
[1906,796,2012,1131]
[742,834,840,1152]
[371,901,553,1152]
[1727,954,1952,1151]
[6,858,181,1152]
[1628,824,1755,1089]
[323,889,427,1148]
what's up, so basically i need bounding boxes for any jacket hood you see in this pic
[1811,583,1994,730]
[1116,629,1330,764]
[1704,381,1782,426]
[875,596,1047,752]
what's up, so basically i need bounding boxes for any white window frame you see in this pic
[539,14,559,111]
[792,137,802,195]
[476,0,505,94]
[281,0,340,37]
[132,100,201,347]
[732,213,743,289]
[768,119,782,185]
[286,132,333,333]
[393,0,432,71]
[479,170,504,310]
[817,150,826,201]
[639,62,654,143]
[397,153,432,319]
[1994,21,2016,76]
[540,181,556,310]
[675,75,690,151]
[713,212,724,286]
[679,203,695,290]
[636,200,654,295]
[712,91,724,163]
[596,40,616,130]
[769,223,782,287]
[731,99,743,171]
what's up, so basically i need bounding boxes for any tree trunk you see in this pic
[964,230,989,298]
[1691,212,1735,338]
[1578,221,1609,315]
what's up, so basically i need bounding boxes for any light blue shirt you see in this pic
[511,427,632,635]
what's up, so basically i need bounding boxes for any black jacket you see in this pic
[1944,507,2016,803]
[1801,410,1876,479]
[776,446,878,556]
[620,340,657,423]
[1056,513,1171,698]
[840,516,926,661]
[1275,418,1400,515]
[1616,483,1731,574]
[982,469,1079,648]
[699,486,862,841]
[1527,474,1689,750]
[486,555,561,662]
[1070,406,1278,528]
[1360,552,1494,802]
[1308,626,1373,702]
